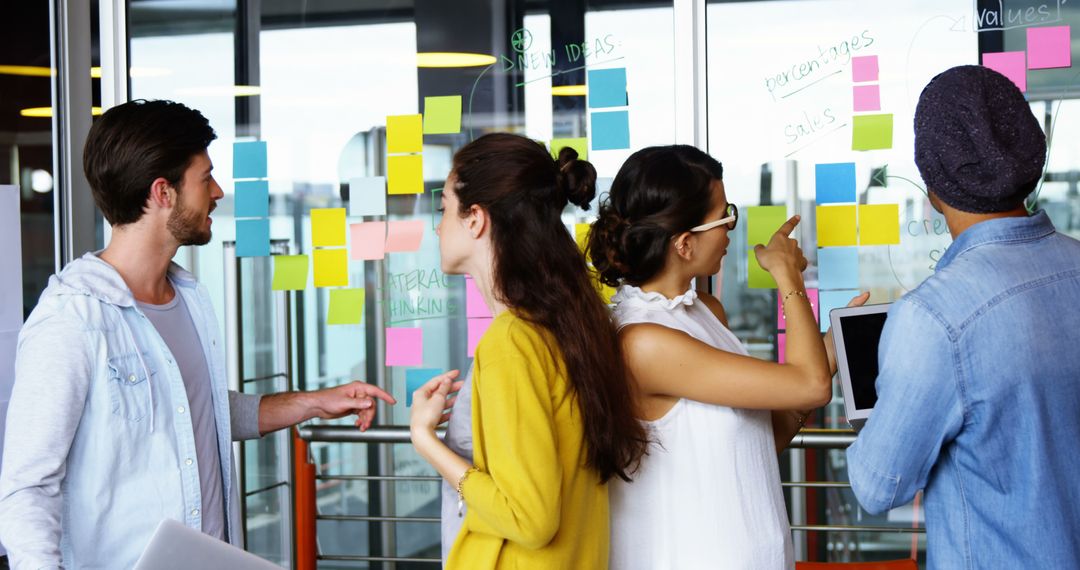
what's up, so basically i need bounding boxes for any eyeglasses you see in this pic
[689,203,738,232]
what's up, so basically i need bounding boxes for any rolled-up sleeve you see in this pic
[228,391,264,441]
[846,299,965,514]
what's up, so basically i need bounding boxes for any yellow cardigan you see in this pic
[446,311,609,569]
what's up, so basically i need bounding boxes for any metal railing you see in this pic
[295,426,923,567]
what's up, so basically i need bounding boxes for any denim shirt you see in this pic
[0,253,263,570]
[846,211,1080,569]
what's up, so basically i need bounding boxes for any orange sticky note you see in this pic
[313,248,349,287]
[388,154,424,195]
[311,208,347,247]
[386,114,423,154]
[817,205,857,247]
[859,204,900,245]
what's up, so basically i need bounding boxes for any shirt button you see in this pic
[191,508,200,516]
[185,458,193,466]
[128,374,137,383]
[178,406,186,414]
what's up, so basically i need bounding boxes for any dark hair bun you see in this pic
[555,146,598,210]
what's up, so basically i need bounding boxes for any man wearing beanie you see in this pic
[846,65,1080,567]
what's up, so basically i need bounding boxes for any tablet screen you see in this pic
[839,312,888,410]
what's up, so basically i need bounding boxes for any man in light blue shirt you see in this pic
[0,100,396,569]
[846,66,1080,568]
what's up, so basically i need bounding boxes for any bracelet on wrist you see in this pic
[780,289,808,320]
[456,466,479,517]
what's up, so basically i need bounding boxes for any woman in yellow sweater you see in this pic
[409,133,647,568]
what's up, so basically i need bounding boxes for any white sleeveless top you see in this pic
[609,285,794,570]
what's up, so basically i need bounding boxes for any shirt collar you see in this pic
[936,210,1056,271]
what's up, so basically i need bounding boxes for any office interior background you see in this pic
[2,0,1079,567]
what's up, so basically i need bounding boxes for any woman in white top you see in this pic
[587,146,866,569]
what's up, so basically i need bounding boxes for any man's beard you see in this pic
[167,196,212,246]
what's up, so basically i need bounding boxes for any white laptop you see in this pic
[134,518,280,570]
[828,303,891,432]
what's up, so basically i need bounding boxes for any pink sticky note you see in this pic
[1027,25,1071,69]
[983,52,1027,92]
[385,220,425,252]
[777,288,819,330]
[465,276,492,318]
[853,85,881,112]
[778,333,787,364]
[468,317,494,357]
[349,222,386,260]
[852,56,879,82]
[386,327,422,366]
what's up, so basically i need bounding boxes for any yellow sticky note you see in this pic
[748,250,778,289]
[550,137,588,161]
[423,96,462,134]
[388,154,424,195]
[387,114,423,154]
[313,248,348,288]
[271,255,309,291]
[574,223,591,253]
[817,205,857,247]
[311,208,346,247]
[859,204,901,245]
[327,288,365,325]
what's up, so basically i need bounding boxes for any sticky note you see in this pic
[327,288,364,325]
[423,96,462,134]
[350,222,387,260]
[550,137,588,160]
[311,208,347,247]
[858,204,901,245]
[386,114,423,154]
[405,368,442,406]
[466,276,492,318]
[778,288,819,329]
[313,248,348,287]
[385,220,425,252]
[778,333,786,364]
[235,180,269,218]
[236,219,270,257]
[468,317,494,357]
[851,55,879,82]
[349,177,387,217]
[853,84,881,112]
[271,255,309,290]
[815,163,856,204]
[386,327,422,366]
[982,52,1027,92]
[851,114,893,151]
[747,205,788,247]
[574,223,591,253]
[1027,25,1071,70]
[818,247,859,290]
[388,154,424,195]
[590,110,630,151]
[748,250,777,289]
[817,205,857,247]
[819,289,860,332]
[233,141,267,179]
[588,67,628,108]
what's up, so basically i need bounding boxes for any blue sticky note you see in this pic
[588,68,628,108]
[235,180,269,218]
[815,163,856,204]
[591,110,630,151]
[233,141,268,179]
[405,368,442,407]
[236,218,270,257]
[819,289,859,332]
[818,247,859,290]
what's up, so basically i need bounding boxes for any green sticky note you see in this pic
[852,114,893,151]
[423,96,462,134]
[272,255,309,291]
[311,208,347,247]
[550,137,588,161]
[746,205,787,248]
[748,250,778,289]
[327,288,365,325]
[387,114,423,154]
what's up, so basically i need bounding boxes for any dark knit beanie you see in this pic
[913,65,1046,213]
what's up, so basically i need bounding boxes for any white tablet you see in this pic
[829,303,892,429]
[134,518,279,570]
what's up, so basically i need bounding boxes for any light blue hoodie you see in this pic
[0,252,262,570]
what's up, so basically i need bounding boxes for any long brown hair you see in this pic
[451,133,647,482]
